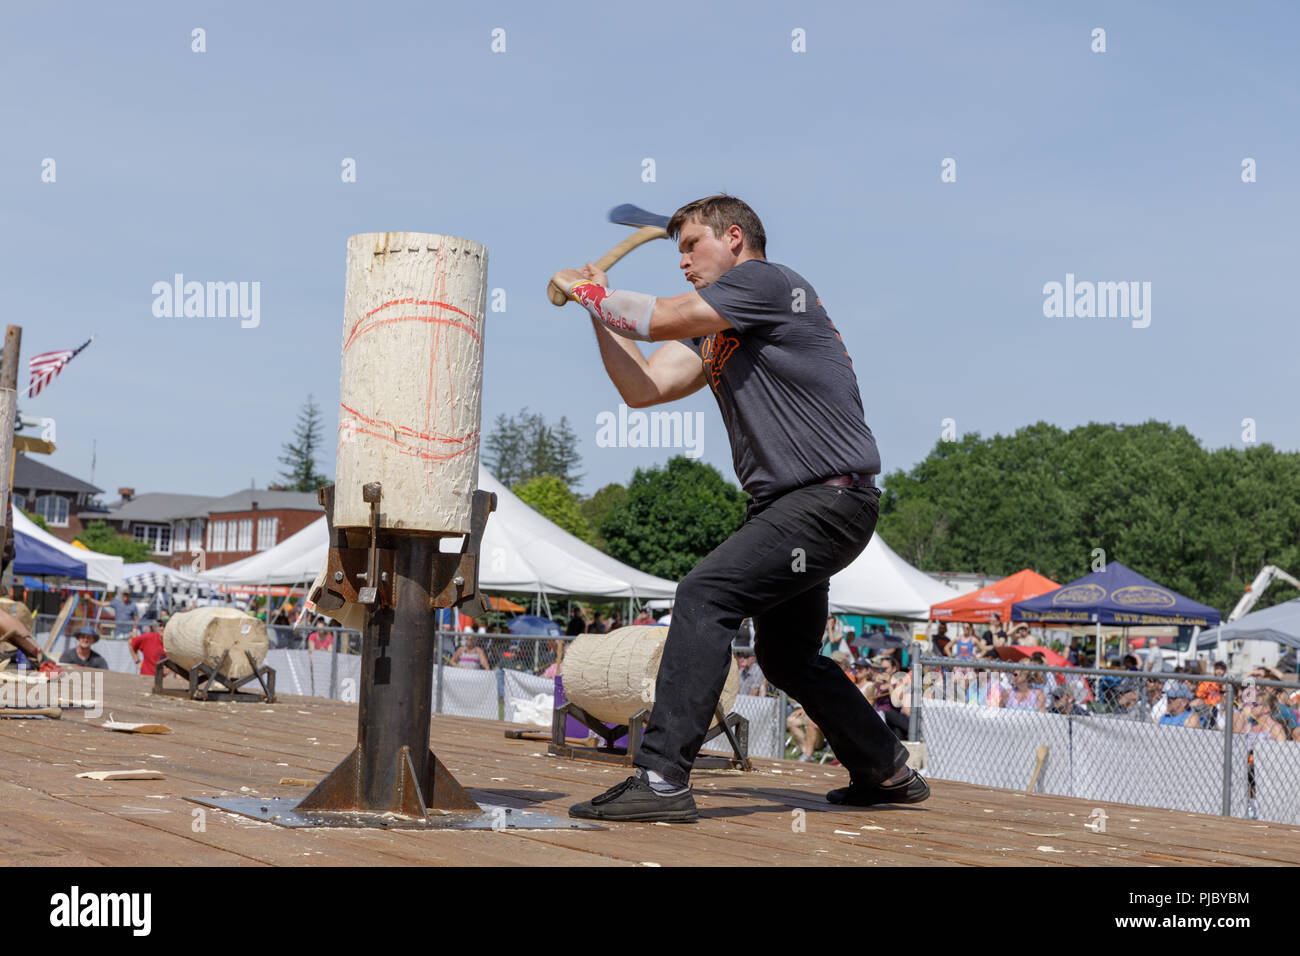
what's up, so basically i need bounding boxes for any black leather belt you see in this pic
[822,472,878,489]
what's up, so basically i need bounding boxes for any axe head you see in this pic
[609,204,671,231]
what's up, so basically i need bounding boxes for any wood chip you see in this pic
[76,770,167,781]
[102,720,173,734]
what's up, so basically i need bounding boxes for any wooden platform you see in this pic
[1,670,1295,867]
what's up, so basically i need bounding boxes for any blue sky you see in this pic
[4,0,1297,500]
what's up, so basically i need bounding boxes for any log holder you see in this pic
[188,482,598,831]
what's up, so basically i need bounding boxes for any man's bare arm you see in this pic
[646,291,732,342]
[589,319,707,408]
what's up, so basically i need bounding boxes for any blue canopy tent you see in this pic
[1012,561,1221,662]
[14,526,86,578]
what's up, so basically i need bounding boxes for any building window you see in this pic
[190,520,203,552]
[12,493,24,511]
[211,520,228,553]
[237,519,253,552]
[174,521,187,553]
[132,524,172,555]
[257,517,278,551]
[35,495,70,527]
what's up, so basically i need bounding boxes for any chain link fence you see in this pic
[917,655,1300,824]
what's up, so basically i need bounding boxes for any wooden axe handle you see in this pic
[1026,743,1049,793]
[0,707,62,718]
[547,225,669,306]
[44,596,79,654]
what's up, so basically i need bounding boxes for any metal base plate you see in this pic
[187,796,602,830]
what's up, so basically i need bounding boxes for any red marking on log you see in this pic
[340,403,476,449]
[343,298,480,353]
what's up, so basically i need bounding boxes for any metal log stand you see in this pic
[549,699,752,772]
[189,483,597,830]
[152,652,276,703]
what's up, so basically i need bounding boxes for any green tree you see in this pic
[579,483,627,552]
[278,395,330,492]
[601,457,747,580]
[76,520,152,562]
[877,420,1300,617]
[484,408,583,491]
[21,508,51,533]
[513,475,593,542]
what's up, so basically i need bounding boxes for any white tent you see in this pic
[198,468,678,599]
[195,468,956,616]
[829,534,959,619]
[11,506,125,588]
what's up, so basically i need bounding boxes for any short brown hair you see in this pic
[666,195,767,257]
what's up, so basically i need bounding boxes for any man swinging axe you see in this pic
[551,194,928,822]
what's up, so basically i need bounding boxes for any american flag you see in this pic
[26,337,93,398]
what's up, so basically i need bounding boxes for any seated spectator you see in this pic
[1145,677,1167,723]
[308,620,333,651]
[1159,681,1212,729]
[980,655,1009,707]
[1027,651,1056,694]
[451,636,490,670]
[786,705,823,762]
[1049,684,1088,716]
[1002,670,1046,712]
[1233,685,1289,742]
[735,650,766,696]
[1196,661,1227,708]
[566,606,587,636]
[1252,668,1299,738]
[632,607,655,626]
[1106,679,1148,720]
[851,658,875,696]
[60,627,109,670]
[1096,659,1126,702]
[866,656,911,739]
[1011,624,1034,646]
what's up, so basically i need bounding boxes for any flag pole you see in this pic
[0,326,22,592]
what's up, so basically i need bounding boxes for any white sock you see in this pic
[645,769,687,794]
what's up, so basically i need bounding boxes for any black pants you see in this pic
[635,482,909,786]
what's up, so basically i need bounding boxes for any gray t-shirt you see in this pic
[689,259,880,501]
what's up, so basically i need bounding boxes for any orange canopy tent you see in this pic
[483,595,526,613]
[929,569,1060,624]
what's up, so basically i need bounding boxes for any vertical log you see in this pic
[335,233,487,534]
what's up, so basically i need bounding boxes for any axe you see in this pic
[546,205,671,306]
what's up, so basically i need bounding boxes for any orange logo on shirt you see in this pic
[700,332,739,389]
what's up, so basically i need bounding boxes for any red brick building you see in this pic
[197,489,322,570]
[78,488,323,571]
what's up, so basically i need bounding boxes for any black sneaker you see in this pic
[826,769,931,806]
[569,769,699,823]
